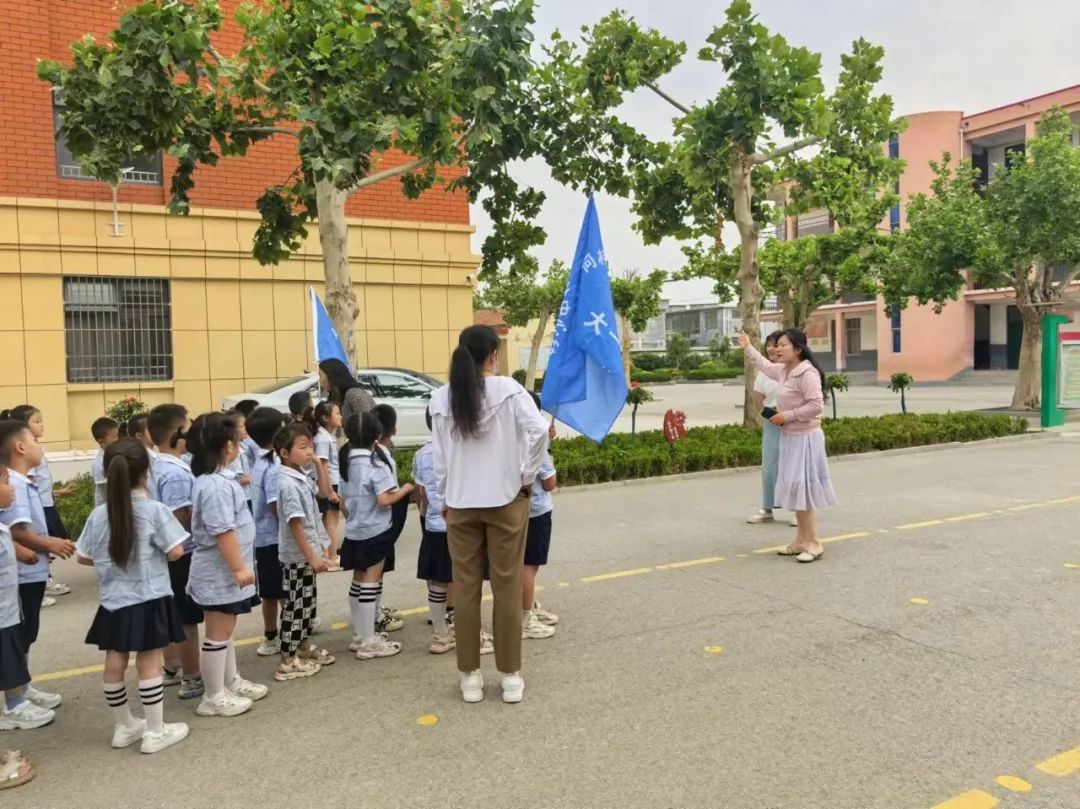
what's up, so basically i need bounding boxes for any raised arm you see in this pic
[737,332,784,381]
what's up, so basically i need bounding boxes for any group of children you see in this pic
[0,385,560,762]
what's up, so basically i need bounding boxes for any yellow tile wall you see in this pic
[0,198,478,448]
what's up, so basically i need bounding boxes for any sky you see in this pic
[469,0,1080,304]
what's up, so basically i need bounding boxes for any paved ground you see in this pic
[7,433,1080,809]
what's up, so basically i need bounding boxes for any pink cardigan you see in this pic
[745,344,824,433]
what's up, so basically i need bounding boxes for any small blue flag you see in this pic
[310,287,352,373]
[541,196,627,443]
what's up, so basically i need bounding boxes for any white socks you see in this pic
[103,681,137,728]
[428,584,449,634]
[357,583,379,644]
[138,676,165,734]
[200,639,229,700]
[224,640,238,686]
[349,582,364,636]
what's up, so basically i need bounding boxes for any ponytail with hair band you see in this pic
[104,439,149,569]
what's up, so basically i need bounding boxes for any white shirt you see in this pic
[430,376,550,510]
[754,372,779,409]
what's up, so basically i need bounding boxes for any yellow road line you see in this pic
[35,662,108,683]
[897,520,946,530]
[580,567,653,583]
[1035,745,1080,776]
[930,789,999,809]
[656,557,724,570]
[945,513,991,523]
[753,532,869,554]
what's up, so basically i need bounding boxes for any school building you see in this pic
[0,0,480,451]
[765,84,1080,381]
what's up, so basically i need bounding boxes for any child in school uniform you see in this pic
[232,399,262,469]
[0,463,55,731]
[273,422,335,680]
[339,411,414,660]
[225,410,253,506]
[288,391,314,424]
[246,407,286,658]
[0,420,75,714]
[372,403,406,632]
[186,413,268,718]
[91,417,121,507]
[412,409,454,654]
[125,415,159,500]
[0,405,75,602]
[523,396,559,640]
[308,401,343,569]
[76,438,190,754]
[147,405,204,700]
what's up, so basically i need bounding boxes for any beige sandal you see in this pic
[0,751,34,791]
[776,545,801,556]
[299,646,336,666]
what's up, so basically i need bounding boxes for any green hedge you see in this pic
[630,369,677,383]
[54,413,1026,537]
[684,366,742,381]
[631,353,669,371]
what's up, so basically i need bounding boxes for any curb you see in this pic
[558,431,1052,495]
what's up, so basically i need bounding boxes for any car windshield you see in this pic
[251,375,311,394]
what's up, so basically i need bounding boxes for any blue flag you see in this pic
[310,287,352,373]
[541,196,627,443]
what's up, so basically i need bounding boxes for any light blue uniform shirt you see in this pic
[33,458,55,508]
[92,448,106,507]
[0,470,50,584]
[314,427,340,487]
[0,523,21,630]
[187,469,256,607]
[76,494,187,611]
[145,448,159,500]
[411,444,445,533]
[227,452,250,500]
[342,449,397,541]
[153,454,195,554]
[242,437,261,473]
[530,454,557,518]
[250,452,280,548]
[276,467,330,564]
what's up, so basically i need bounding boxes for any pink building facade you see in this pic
[768,84,1080,381]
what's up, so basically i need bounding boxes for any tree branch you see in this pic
[233,126,299,138]
[348,128,473,195]
[1055,263,1080,294]
[752,134,823,165]
[207,44,272,95]
[643,82,692,116]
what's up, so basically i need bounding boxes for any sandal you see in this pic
[776,545,801,556]
[299,646,336,666]
[796,550,824,563]
[0,751,34,791]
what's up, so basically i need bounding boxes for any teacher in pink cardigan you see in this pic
[738,329,836,563]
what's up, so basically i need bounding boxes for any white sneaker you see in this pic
[195,691,253,718]
[460,670,484,703]
[348,634,364,652]
[227,676,268,701]
[111,719,146,749]
[480,630,495,656]
[140,722,189,754]
[429,631,456,655]
[747,509,775,524]
[25,684,62,710]
[0,699,55,730]
[532,601,559,626]
[523,613,556,640]
[310,616,323,633]
[162,667,182,687]
[380,605,401,620]
[501,672,525,703]
[45,579,71,596]
[256,637,281,657]
[376,613,404,633]
[354,636,402,660]
[40,596,57,608]
[788,514,799,527]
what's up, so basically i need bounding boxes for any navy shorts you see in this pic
[191,595,259,616]
[255,544,286,600]
[340,528,396,573]
[525,511,552,566]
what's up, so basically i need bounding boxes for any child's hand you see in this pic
[238,474,252,486]
[328,490,340,505]
[233,566,255,587]
[48,538,76,559]
[310,557,329,574]
[15,545,38,565]
[402,482,416,496]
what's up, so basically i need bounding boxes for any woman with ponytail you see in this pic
[430,325,550,705]
[738,329,837,563]
[76,438,190,753]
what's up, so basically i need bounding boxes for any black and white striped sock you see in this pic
[103,681,136,728]
[138,676,165,734]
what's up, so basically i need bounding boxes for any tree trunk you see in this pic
[524,310,550,390]
[779,289,796,331]
[731,151,763,427]
[1011,301,1043,410]
[618,312,633,384]
[315,179,360,364]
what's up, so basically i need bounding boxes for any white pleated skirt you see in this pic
[775,428,837,512]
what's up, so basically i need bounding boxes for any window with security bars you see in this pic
[63,277,173,383]
[53,96,162,185]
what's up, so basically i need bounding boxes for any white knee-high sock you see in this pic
[138,676,165,734]
[103,681,137,728]
[358,583,379,644]
[224,640,238,685]
[348,581,364,636]
[200,639,229,700]
[374,582,383,619]
[428,583,448,634]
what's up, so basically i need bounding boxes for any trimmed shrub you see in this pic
[631,353,668,372]
[684,366,741,381]
[631,368,677,383]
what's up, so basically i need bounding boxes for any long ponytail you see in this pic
[449,325,500,439]
[104,438,149,569]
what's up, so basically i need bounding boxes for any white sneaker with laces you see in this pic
[480,630,495,656]
[140,722,189,754]
[532,601,559,626]
[111,719,146,749]
[162,668,182,687]
[523,612,556,640]
[747,509,775,524]
[354,636,402,660]
[460,670,484,703]
[256,637,281,657]
[40,596,57,608]
[380,605,401,620]
[501,672,525,703]
[788,513,799,527]
[0,700,55,730]
[195,691,253,718]
[24,684,62,710]
[376,614,404,633]
[348,634,364,652]
[429,631,456,655]
[227,676,268,701]
[45,579,71,596]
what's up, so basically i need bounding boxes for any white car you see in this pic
[222,368,441,447]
